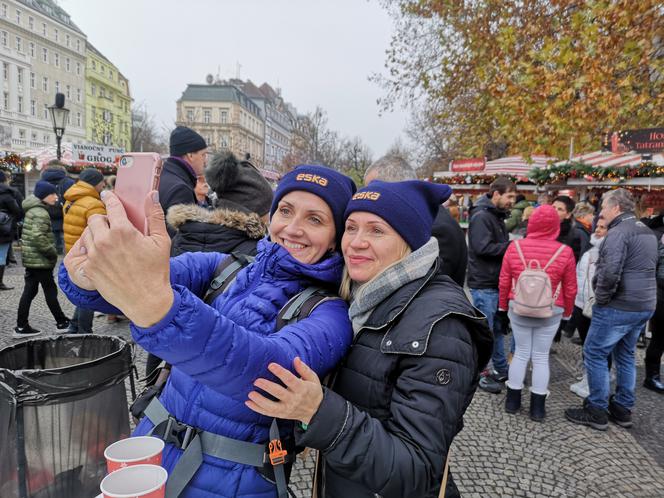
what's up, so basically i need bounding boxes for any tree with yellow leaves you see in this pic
[377,0,664,159]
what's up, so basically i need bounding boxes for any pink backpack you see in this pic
[511,241,565,318]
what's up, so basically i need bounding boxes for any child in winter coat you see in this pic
[15,180,69,337]
[498,204,577,421]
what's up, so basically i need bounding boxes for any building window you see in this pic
[65,58,70,72]
[91,60,96,70]
[29,42,34,57]
[31,131,36,142]
[42,47,48,63]
[53,28,58,42]
[76,62,81,76]
[55,80,59,93]
[99,86,104,98]
[17,67,22,84]
[220,110,228,124]
[221,134,229,147]
[54,52,59,67]
[30,72,34,88]
[0,31,6,47]
[66,84,70,99]
[3,92,8,109]
[100,65,105,75]
[42,76,48,92]
[91,84,96,96]
[43,133,48,143]
[42,23,46,36]
[2,62,7,80]
[15,9,20,24]
[43,104,48,119]
[18,129,25,140]
[76,112,81,127]
[1,4,6,18]
[76,39,80,52]
[204,109,211,123]
[109,70,113,80]
[65,34,70,47]
[15,36,21,52]
[76,88,81,102]
[186,108,194,121]
[28,16,33,30]
[17,96,22,113]
[30,99,35,116]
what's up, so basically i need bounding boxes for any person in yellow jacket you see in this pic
[63,167,106,333]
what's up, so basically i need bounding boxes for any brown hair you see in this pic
[488,177,516,196]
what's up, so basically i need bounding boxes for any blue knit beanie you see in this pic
[270,165,357,247]
[33,180,57,200]
[344,180,453,250]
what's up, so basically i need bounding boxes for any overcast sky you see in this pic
[58,0,409,158]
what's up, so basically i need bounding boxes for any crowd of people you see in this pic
[0,124,661,497]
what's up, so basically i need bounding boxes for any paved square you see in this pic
[1,258,662,497]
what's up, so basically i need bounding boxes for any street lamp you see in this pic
[48,93,69,160]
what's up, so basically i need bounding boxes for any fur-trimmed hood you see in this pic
[166,203,267,239]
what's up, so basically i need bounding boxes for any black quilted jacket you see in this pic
[296,260,492,498]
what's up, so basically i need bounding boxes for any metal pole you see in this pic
[56,135,62,160]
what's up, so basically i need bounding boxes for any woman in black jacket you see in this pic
[247,180,492,498]
[167,151,273,257]
[0,170,21,289]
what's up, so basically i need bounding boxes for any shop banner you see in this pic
[602,128,664,154]
[72,143,125,165]
[450,158,486,172]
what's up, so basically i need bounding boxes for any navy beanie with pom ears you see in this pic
[344,180,452,250]
[270,165,357,248]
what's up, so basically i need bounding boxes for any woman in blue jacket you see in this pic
[59,165,356,498]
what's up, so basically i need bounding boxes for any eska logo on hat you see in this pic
[295,173,328,186]
[352,191,381,201]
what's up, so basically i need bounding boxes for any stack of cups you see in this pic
[98,436,167,498]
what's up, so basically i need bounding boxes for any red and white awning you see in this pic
[554,151,642,168]
[485,155,556,174]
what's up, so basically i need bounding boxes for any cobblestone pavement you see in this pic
[1,257,663,497]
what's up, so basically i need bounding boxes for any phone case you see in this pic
[114,153,163,234]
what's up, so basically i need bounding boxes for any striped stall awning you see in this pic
[485,155,556,174]
[554,151,643,168]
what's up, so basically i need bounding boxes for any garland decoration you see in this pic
[0,153,35,173]
[529,162,663,185]
[432,173,532,185]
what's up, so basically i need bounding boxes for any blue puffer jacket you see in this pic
[58,238,352,498]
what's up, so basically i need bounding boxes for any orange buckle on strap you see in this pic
[269,438,287,466]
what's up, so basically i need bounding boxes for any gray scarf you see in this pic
[348,237,439,336]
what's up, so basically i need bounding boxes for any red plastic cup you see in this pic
[99,464,167,498]
[104,436,164,473]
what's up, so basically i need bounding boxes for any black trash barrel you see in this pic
[0,335,132,498]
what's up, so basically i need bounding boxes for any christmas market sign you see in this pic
[72,143,124,166]
[450,158,486,172]
[602,128,664,154]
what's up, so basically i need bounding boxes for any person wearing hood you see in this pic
[15,181,70,337]
[467,177,517,393]
[40,161,75,254]
[246,181,493,498]
[0,170,21,289]
[498,205,577,421]
[569,218,608,398]
[167,151,273,257]
[62,168,107,334]
[59,165,356,497]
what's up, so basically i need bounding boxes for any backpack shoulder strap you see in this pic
[543,244,566,271]
[276,286,339,331]
[203,251,254,304]
[513,240,527,267]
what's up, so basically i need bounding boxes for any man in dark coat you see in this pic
[566,188,657,430]
[40,161,75,255]
[553,195,589,262]
[467,177,516,392]
[159,126,208,238]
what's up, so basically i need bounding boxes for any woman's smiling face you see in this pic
[269,191,336,264]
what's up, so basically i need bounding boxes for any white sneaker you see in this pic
[570,375,589,399]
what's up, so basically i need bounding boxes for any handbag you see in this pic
[0,211,12,238]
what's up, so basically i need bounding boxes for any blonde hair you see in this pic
[339,242,411,301]
[522,205,535,221]
[572,201,594,219]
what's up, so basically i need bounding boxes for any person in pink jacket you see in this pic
[497,204,577,421]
